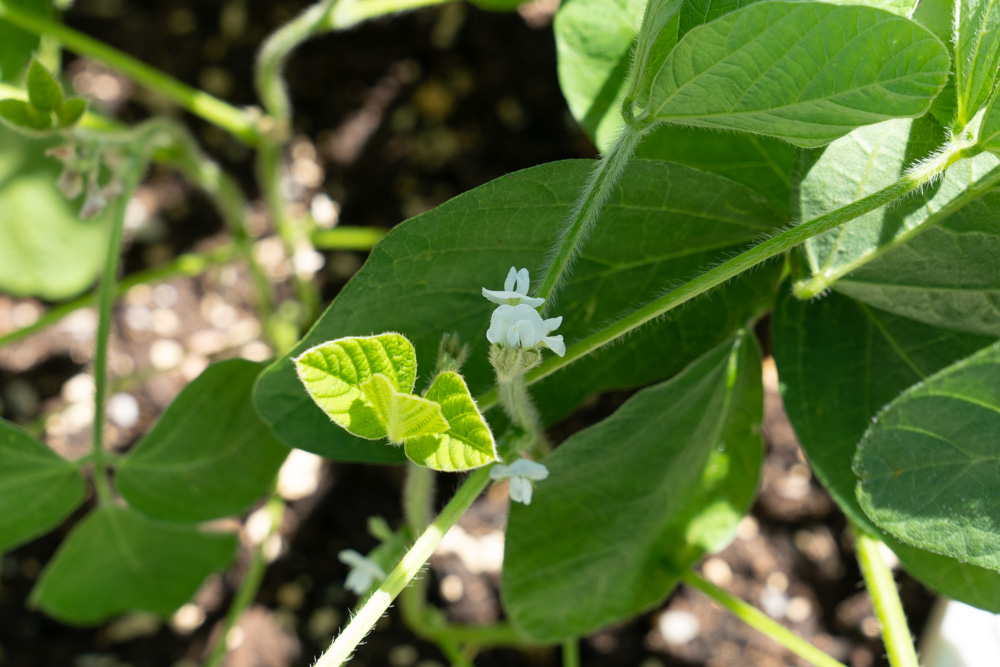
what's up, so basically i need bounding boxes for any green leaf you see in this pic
[772,289,1000,610]
[644,2,951,147]
[0,418,85,553]
[115,360,288,523]
[254,160,784,464]
[0,126,107,299]
[554,0,648,151]
[27,60,63,112]
[502,333,763,641]
[636,125,795,213]
[798,116,1000,297]
[0,98,51,131]
[0,0,47,82]
[55,98,87,128]
[404,371,498,471]
[466,0,524,11]
[294,333,419,442]
[360,373,449,444]
[855,341,1000,571]
[31,505,236,624]
[832,189,1000,336]
[955,0,1000,125]
[622,0,682,123]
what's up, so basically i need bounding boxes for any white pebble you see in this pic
[150,339,185,370]
[657,610,700,645]
[107,393,140,429]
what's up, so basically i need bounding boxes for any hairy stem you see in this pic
[324,0,457,29]
[0,1,262,144]
[535,123,644,309]
[681,570,847,667]
[315,468,490,667]
[853,528,919,667]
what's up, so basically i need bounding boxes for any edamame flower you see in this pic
[482,267,545,308]
[338,549,386,595]
[486,304,565,357]
[490,458,549,505]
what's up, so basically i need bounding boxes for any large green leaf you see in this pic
[797,117,1000,296]
[404,371,498,471]
[0,418,86,553]
[31,505,237,624]
[0,126,107,300]
[553,0,795,212]
[503,333,762,641]
[115,360,288,523]
[0,0,47,82]
[833,190,1000,336]
[955,0,1000,125]
[772,290,1000,610]
[553,0,647,151]
[643,2,951,147]
[855,341,1000,571]
[253,160,784,463]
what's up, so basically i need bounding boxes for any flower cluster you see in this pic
[483,267,565,357]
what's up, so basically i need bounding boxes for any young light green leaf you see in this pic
[254,160,784,464]
[0,98,51,131]
[644,2,951,147]
[503,333,762,641]
[0,0,47,82]
[855,341,1000,571]
[404,371,498,472]
[294,333,418,442]
[115,360,289,523]
[27,60,63,112]
[773,289,1000,610]
[360,373,449,444]
[0,418,85,553]
[55,98,87,128]
[797,117,1000,296]
[0,126,107,299]
[955,0,1000,126]
[31,505,236,624]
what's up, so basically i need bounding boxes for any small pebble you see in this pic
[657,610,700,645]
[107,393,140,429]
[150,339,184,370]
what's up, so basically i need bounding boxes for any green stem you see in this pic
[680,570,847,667]
[324,0,457,29]
[853,528,919,667]
[315,467,491,667]
[311,227,386,251]
[204,496,285,667]
[0,1,262,145]
[562,638,580,667]
[90,155,145,502]
[255,0,338,126]
[535,123,644,308]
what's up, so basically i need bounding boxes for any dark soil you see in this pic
[0,1,936,665]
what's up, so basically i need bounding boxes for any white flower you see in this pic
[482,267,545,308]
[487,304,565,357]
[490,458,549,505]
[338,549,386,595]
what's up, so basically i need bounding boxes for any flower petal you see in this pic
[515,268,530,295]
[505,458,549,480]
[542,334,566,357]
[508,476,534,505]
[543,316,563,333]
[504,267,517,292]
